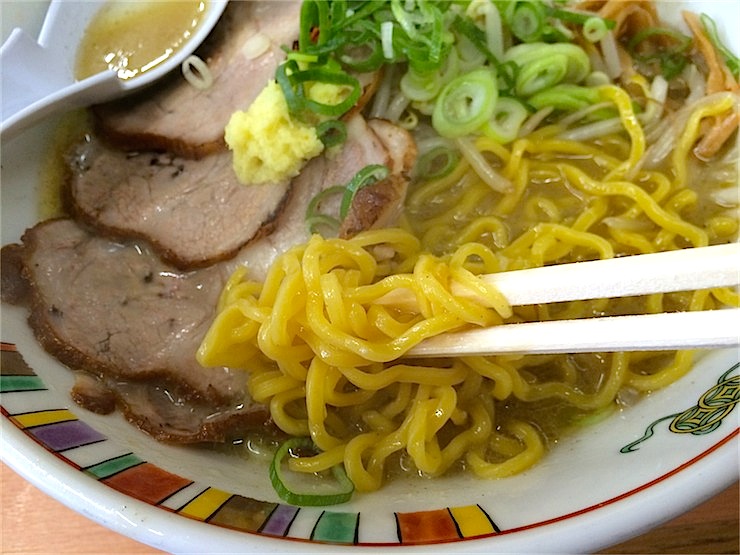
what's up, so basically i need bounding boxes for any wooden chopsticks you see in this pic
[401,243,740,357]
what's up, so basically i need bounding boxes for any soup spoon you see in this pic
[1,0,228,140]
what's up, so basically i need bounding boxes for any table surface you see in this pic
[2,462,737,554]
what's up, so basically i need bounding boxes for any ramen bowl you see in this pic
[1,1,738,553]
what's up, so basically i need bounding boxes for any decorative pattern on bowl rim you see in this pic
[1,341,737,547]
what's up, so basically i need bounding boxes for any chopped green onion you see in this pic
[337,34,385,72]
[389,0,448,69]
[432,67,498,138]
[276,60,361,120]
[316,120,347,148]
[401,68,443,102]
[627,27,692,80]
[482,96,530,143]
[505,0,547,43]
[276,61,305,117]
[515,53,569,96]
[340,164,390,219]
[582,17,609,43]
[307,214,341,235]
[305,185,344,234]
[527,83,600,112]
[299,69,362,117]
[299,0,331,52]
[415,145,461,179]
[504,42,591,96]
[400,49,460,103]
[451,14,514,93]
[270,438,354,506]
[390,0,425,44]
[285,51,320,65]
[700,13,740,80]
[305,165,390,235]
[549,7,616,30]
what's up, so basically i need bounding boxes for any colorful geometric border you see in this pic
[2,341,737,547]
[0,341,499,546]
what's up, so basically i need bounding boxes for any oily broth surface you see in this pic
[75,0,208,81]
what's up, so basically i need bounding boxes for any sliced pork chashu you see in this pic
[10,219,269,442]
[339,118,417,238]
[68,115,414,273]
[67,139,290,270]
[93,0,302,158]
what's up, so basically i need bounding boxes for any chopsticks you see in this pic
[407,308,740,356]
[400,243,740,357]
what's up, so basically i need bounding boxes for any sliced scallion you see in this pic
[432,68,498,138]
[582,17,609,43]
[451,14,514,92]
[627,27,692,80]
[316,120,347,148]
[700,13,740,79]
[527,83,600,112]
[339,164,390,219]
[482,96,530,143]
[506,0,547,43]
[415,144,461,179]
[270,438,354,506]
[515,53,569,96]
[297,69,362,117]
[305,185,345,235]
[549,7,616,30]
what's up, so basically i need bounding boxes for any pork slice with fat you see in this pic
[11,219,269,442]
[339,119,417,238]
[67,137,290,270]
[234,115,400,280]
[93,0,302,158]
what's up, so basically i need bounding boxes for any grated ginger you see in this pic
[225,80,324,185]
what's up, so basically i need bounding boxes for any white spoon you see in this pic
[1,0,228,140]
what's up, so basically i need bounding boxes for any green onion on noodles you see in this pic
[432,67,498,138]
[505,0,547,43]
[270,438,354,506]
[504,42,591,97]
[527,84,601,112]
[482,96,530,143]
[583,17,610,43]
[415,142,461,179]
[316,119,347,148]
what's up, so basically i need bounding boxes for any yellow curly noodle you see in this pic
[199,230,558,491]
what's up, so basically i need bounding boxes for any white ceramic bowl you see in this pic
[1,2,738,553]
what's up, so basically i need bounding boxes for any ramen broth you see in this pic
[75,0,208,81]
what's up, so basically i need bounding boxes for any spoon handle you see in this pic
[0,28,71,117]
[0,28,120,140]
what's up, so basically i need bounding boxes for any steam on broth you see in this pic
[5,0,738,506]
